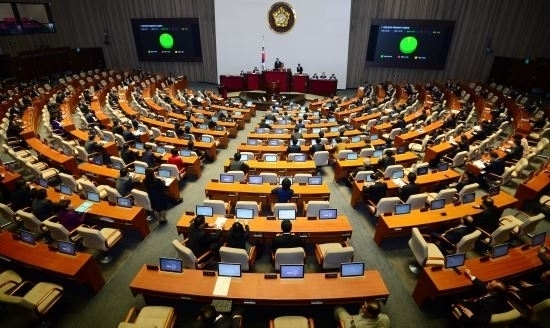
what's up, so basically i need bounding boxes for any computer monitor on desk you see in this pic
[280,264,304,278]
[87,191,100,203]
[416,166,429,176]
[293,154,307,162]
[445,253,465,269]
[196,205,213,217]
[391,170,404,179]
[134,166,146,175]
[158,169,171,178]
[248,175,263,184]
[395,203,411,215]
[218,262,242,278]
[135,142,144,150]
[117,197,133,208]
[278,209,296,220]
[38,178,48,188]
[93,156,103,166]
[438,162,449,171]
[351,136,361,143]
[159,257,183,273]
[59,184,72,196]
[373,150,383,158]
[340,262,365,277]
[220,174,234,183]
[430,199,445,210]
[236,208,254,219]
[319,208,337,220]
[180,149,191,157]
[492,243,510,259]
[58,241,76,255]
[20,230,35,245]
[247,139,258,146]
[488,185,500,196]
[264,154,278,162]
[462,192,476,204]
[347,152,358,160]
[308,176,322,185]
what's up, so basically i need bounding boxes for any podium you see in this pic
[262,70,291,92]
[292,74,309,93]
[309,78,337,97]
[265,81,280,98]
[244,73,262,91]
[219,75,245,92]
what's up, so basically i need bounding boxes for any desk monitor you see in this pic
[93,155,103,166]
[370,134,379,141]
[278,176,293,185]
[247,138,258,146]
[184,121,194,128]
[117,197,133,208]
[38,178,49,188]
[445,253,465,269]
[277,209,296,220]
[488,185,500,196]
[103,134,112,142]
[430,199,445,210]
[391,170,404,179]
[274,129,284,134]
[438,162,449,171]
[347,152,359,160]
[135,142,144,150]
[397,146,406,154]
[328,117,336,122]
[218,262,242,278]
[293,154,307,162]
[462,192,476,204]
[330,126,340,132]
[529,231,546,247]
[196,205,213,217]
[319,208,337,220]
[416,166,429,176]
[138,126,147,133]
[157,116,165,122]
[180,149,191,157]
[112,161,123,170]
[236,208,254,219]
[492,243,510,259]
[395,203,411,215]
[158,169,171,178]
[58,241,76,255]
[20,230,35,245]
[255,128,266,133]
[312,128,321,134]
[246,175,262,184]
[165,130,175,138]
[87,191,100,203]
[134,166,146,174]
[240,153,250,161]
[156,146,166,154]
[201,135,213,143]
[340,262,365,277]
[199,124,208,129]
[59,184,72,196]
[267,139,279,147]
[373,150,383,158]
[211,117,218,123]
[351,136,361,143]
[219,174,234,183]
[264,154,278,162]
[308,176,323,185]
[159,257,183,273]
[280,264,304,278]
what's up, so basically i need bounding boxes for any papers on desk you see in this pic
[214,217,227,229]
[473,160,486,169]
[161,177,175,187]
[392,178,406,188]
[213,276,231,297]
[75,201,94,213]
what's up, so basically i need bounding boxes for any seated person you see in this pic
[123,124,137,142]
[309,138,325,154]
[472,197,500,234]
[56,199,85,232]
[479,151,505,188]
[167,148,186,178]
[286,138,302,154]
[116,168,140,196]
[228,152,249,173]
[225,221,250,251]
[271,219,304,254]
[141,144,161,167]
[512,269,550,306]
[398,172,420,202]
[291,127,303,140]
[31,188,56,221]
[362,172,388,204]
[450,170,476,192]
[11,180,34,211]
[430,215,475,252]
[120,143,137,165]
[271,178,294,203]
[186,215,223,256]
[379,150,396,171]
[501,134,524,161]
[192,304,242,328]
[334,299,390,328]
[84,134,104,155]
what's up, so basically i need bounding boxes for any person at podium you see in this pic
[274,58,282,70]
[252,66,260,73]
[296,63,303,74]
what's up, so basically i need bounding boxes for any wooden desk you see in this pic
[350,112,382,129]
[423,132,474,163]
[161,153,202,179]
[514,168,550,208]
[333,152,419,181]
[412,243,545,307]
[465,148,507,176]
[0,166,21,190]
[68,129,119,157]
[236,144,332,160]
[25,137,80,176]
[223,159,316,176]
[394,121,443,147]
[373,192,518,246]
[177,214,350,244]
[155,135,217,161]
[44,186,150,239]
[350,169,461,207]
[309,97,339,110]
[129,266,388,305]
[0,232,105,293]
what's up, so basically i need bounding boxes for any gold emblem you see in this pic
[268,2,295,33]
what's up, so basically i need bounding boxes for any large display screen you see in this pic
[366,19,455,69]
[0,2,55,35]
[131,18,202,62]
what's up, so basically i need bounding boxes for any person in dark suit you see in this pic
[379,150,396,171]
[84,134,103,154]
[271,178,294,203]
[451,170,477,192]
[192,304,242,328]
[258,118,272,130]
[271,219,304,253]
[186,215,223,256]
[480,151,505,188]
[141,144,159,167]
[291,127,303,140]
[431,215,475,252]
[31,188,56,221]
[294,119,305,130]
[115,168,139,197]
[473,197,500,234]
[512,270,550,306]
[112,120,124,136]
[122,124,137,142]
[309,138,325,155]
[362,172,388,204]
[11,180,34,211]
[502,135,524,161]
[228,153,249,173]
[120,143,137,165]
[296,63,303,74]
[225,221,250,250]
[274,58,282,70]
[286,138,302,154]
[399,172,420,202]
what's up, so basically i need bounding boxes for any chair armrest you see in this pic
[248,245,257,267]
[9,280,34,296]
[487,173,501,180]
[43,216,60,224]
[122,307,140,323]
[434,235,454,251]
[103,229,120,240]
[196,249,215,269]
[314,244,324,266]
[477,228,492,243]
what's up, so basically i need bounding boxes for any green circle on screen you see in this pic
[159,33,174,49]
[400,36,418,54]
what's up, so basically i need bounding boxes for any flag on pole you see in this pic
[261,36,265,71]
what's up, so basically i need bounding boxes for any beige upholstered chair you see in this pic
[405,194,429,210]
[313,151,330,167]
[314,241,354,270]
[477,223,516,250]
[530,299,550,323]
[171,239,214,270]
[219,246,257,272]
[304,200,330,217]
[203,199,230,215]
[58,172,81,194]
[79,179,109,199]
[118,306,176,328]
[500,212,545,238]
[408,227,444,274]
[273,247,305,271]
[0,275,63,318]
[259,172,278,184]
[427,188,458,205]
[270,316,314,328]
[76,226,123,263]
[234,201,261,218]
[227,170,246,182]
[0,270,22,294]
[159,163,185,181]
[272,203,298,217]
[366,197,401,217]
[0,203,21,228]
[16,209,47,236]
[488,309,521,327]
[43,217,82,243]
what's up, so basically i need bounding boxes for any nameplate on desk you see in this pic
[299,233,309,238]
[307,216,316,220]
[146,264,159,271]
[252,233,263,238]
[180,296,192,300]
[264,273,277,279]
[311,300,323,305]
[266,216,276,220]
[325,273,338,278]
[430,266,443,272]
[479,255,490,262]
[243,300,256,305]
[203,270,216,276]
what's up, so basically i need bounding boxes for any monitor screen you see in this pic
[278,176,293,185]
[87,191,100,203]
[351,136,361,143]
[308,176,322,185]
[196,205,213,217]
[293,154,307,162]
[366,19,455,69]
[488,185,500,196]
[158,169,171,178]
[416,166,429,176]
[340,262,365,277]
[112,161,123,170]
[530,231,546,247]
[59,184,72,196]
[58,241,76,255]
[492,243,510,259]
[397,146,406,154]
[219,174,234,183]
[38,178,48,188]
[134,166,146,174]
[255,128,266,133]
[248,175,263,184]
[278,209,296,220]
[20,230,35,245]
[445,253,465,269]
[135,142,144,150]
[159,257,183,273]
[462,192,475,204]
[370,134,379,141]
[319,208,337,219]
[328,117,336,122]
[199,124,208,129]
[438,162,449,171]
[395,203,411,215]
[165,131,175,138]
[391,170,404,179]
[247,139,258,145]
[236,208,254,219]
[312,128,321,134]
[347,152,359,160]
[117,197,132,208]
[180,149,192,157]
[201,135,212,143]
[93,156,103,166]
[430,199,445,210]
[280,264,304,278]
[268,139,279,146]
[330,126,340,132]
[131,18,202,62]
[103,135,112,142]
[156,146,165,154]
[373,150,383,158]
[218,262,242,277]
[264,154,278,162]
[273,129,284,134]
[240,153,250,161]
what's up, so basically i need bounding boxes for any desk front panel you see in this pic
[223,159,316,175]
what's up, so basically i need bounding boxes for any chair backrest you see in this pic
[457,183,479,198]
[375,197,402,216]
[452,151,468,167]
[489,223,516,246]
[259,172,278,184]
[337,150,353,160]
[272,203,297,214]
[517,213,545,236]
[43,220,72,242]
[75,146,89,162]
[305,200,330,217]
[133,161,149,171]
[358,148,374,158]
[383,165,404,178]
[235,201,260,217]
[355,170,374,182]
[16,210,43,234]
[58,173,79,193]
[172,240,197,269]
[455,230,482,253]
[405,194,428,210]
[130,189,152,211]
[110,156,126,168]
[77,226,108,251]
[531,298,550,323]
[323,246,354,270]
[0,203,16,223]
[159,163,180,180]
[408,227,429,266]
[435,188,458,205]
[105,186,122,203]
[79,179,100,195]
[313,151,330,166]
[274,247,305,271]
[219,246,250,271]
[203,199,227,215]
[227,170,246,182]
[293,173,312,184]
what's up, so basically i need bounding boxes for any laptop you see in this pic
[247,139,258,146]
[311,128,321,134]
[93,155,103,166]
[268,139,279,146]
[445,253,465,269]
[219,174,234,183]
[438,162,449,171]
[293,154,307,162]
[38,178,49,188]
[196,205,214,217]
[87,191,100,203]
[347,152,358,160]
[264,154,278,162]
[155,146,166,154]
[277,209,296,220]
[488,185,500,196]
[391,170,404,179]
[280,264,304,278]
[529,231,546,247]
[248,175,263,184]
[159,257,183,273]
[158,169,171,178]
[330,126,340,132]
[134,166,146,175]
[236,208,254,219]
[351,136,361,143]
[112,161,123,170]
[430,199,445,210]
[278,176,293,185]
[373,150,383,158]
[462,192,476,204]
[201,135,212,143]
[180,149,191,157]
[319,208,337,220]
[308,176,323,185]
[58,241,76,255]
[116,197,132,208]
[491,243,510,259]
[370,134,379,141]
[20,230,35,245]
[416,166,429,176]
[340,262,365,277]
[59,184,72,196]
[395,203,411,215]
[135,142,144,150]
[218,262,242,278]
